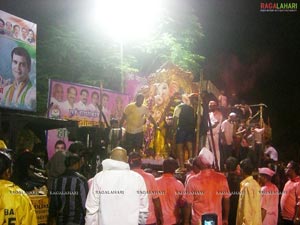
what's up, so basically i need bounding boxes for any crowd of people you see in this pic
[1,141,299,225]
[0,91,299,225]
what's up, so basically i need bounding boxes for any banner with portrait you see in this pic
[47,79,130,159]
[0,10,37,111]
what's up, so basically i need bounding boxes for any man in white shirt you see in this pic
[99,93,111,126]
[75,89,89,111]
[12,24,20,39]
[50,83,64,106]
[206,101,223,170]
[21,27,28,42]
[87,91,100,122]
[264,141,278,162]
[254,123,265,167]
[60,86,77,118]
[88,91,100,112]
[85,147,149,225]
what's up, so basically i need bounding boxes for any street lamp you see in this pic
[90,0,162,41]
[89,0,163,92]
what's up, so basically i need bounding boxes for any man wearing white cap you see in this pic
[258,167,279,225]
[183,147,230,225]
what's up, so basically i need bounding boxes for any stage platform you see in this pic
[141,158,164,171]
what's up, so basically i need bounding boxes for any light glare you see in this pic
[90,0,162,41]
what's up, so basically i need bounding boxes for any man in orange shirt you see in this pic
[183,147,230,225]
[128,152,163,225]
[156,157,185,225]
[280,161,300,225]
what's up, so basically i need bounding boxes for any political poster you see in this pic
[47,79,130,159]
[0,10,37,111]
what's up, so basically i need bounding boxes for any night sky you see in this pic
[194,0,300,159]
[1,0,300,160]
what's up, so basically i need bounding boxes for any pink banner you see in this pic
[47,79,130,159]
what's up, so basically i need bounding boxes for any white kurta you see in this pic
[85,159,149,225]
[206,111,223,169]
[74,100,88,111]
[2,81,36,110]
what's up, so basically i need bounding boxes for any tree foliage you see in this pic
[36,4,204,114]
[134,12,205,76]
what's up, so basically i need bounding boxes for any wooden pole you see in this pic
[259,104,263,128]
[99,81,103,127]
[98,81,110,129]
[259,103,264,167]
[207,114,219,171]
[195,70,203,156]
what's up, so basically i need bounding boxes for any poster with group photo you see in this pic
[47,79,130,159]
[0,10,37,111]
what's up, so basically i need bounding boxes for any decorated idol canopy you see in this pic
[124,62,205,157]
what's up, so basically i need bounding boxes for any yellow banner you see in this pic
[29,195,49,224]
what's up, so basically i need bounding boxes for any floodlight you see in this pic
[90,0,163,41]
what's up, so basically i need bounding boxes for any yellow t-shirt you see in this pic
[124,103,150,134]
[236,176,262,225]
[0,180,38,225]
